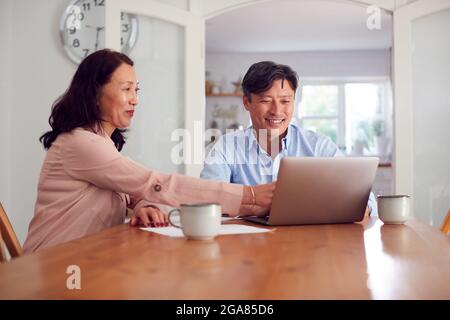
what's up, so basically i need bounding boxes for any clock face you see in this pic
[60,0,138,64]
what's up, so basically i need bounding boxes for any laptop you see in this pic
[244,157,379,226]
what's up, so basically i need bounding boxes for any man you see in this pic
[201,61,377,215]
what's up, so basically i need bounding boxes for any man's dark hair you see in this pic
[40,49,134,151]
[242,61,298,101]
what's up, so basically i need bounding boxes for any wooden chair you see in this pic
[441,209,450,236]
[0,229,6,262]
[0,202,23,262]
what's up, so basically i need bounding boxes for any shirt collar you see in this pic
[246,124,293,153]
[282,124,294,151]
[245,126,258,150]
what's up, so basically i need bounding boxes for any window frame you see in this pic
[296,77,392,155]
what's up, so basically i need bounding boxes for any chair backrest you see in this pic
[0,229,6,262]
[441,209,450,236]
[0,202,23,262]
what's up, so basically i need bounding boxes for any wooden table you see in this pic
[0,217,449,299]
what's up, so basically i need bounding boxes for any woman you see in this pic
[23,49,274,253]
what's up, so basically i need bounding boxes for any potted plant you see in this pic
[373,119,389,160]
[353,121,370,155]
[353,133,368,155]
[373,119,385,137]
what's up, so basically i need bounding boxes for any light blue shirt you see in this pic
[201,124,377,215]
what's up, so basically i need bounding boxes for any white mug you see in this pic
[168,203,222,240]
[377,195,411,224]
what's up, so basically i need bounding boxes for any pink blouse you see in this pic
[23,128,243,253]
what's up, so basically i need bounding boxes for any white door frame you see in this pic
[393,0,450,197]
[105,0,205,177]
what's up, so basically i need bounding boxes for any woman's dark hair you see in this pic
[242,61,298,101]
[40,49,134,151]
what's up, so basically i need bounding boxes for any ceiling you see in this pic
[205,0,393,53]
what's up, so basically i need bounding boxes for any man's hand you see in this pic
[237,182,276,216]
[252,182,276,208]
[130,205,169,227]
[238,204,270,217]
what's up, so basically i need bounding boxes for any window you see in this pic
[299,85,340,144]
[297,80,392,158]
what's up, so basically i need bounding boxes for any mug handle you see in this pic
[168,209,182,228]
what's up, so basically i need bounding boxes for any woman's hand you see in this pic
[238,182,276,216]
[130,205,169,227]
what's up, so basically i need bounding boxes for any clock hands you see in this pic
[94,26,104,50]
[85,25,105,51]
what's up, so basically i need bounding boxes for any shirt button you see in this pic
[154,184,162,192]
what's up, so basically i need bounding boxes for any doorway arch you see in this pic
[201,0,393,20]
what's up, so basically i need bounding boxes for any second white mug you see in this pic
[168,203,221,240]
[377,195,410,224]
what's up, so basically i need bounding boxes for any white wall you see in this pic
[206,49,391,85]
[154,0,189,10]
[0,0,13,221]
[0,0,77,243]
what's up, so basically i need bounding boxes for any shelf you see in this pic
[346,155,391,167]
[206,93,243,97]
[378,163,392,168]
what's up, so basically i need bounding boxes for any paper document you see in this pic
[140,224,274,238]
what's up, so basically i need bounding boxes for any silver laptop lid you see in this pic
[268,157,379,225]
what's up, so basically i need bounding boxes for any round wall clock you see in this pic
[60,0,138,64]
